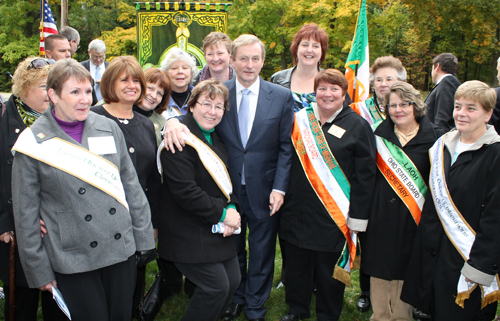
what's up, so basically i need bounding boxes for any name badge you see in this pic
[328,124,346,139]
[88,136,117,155]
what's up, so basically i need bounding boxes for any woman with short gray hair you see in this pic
[362,81,444,320]
[160,48,199,120]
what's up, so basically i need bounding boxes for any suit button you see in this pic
[85,215,92,221]
[7,198,12,204]
[390,198,396,203]
[129,147,135,153]
[431,251,436,257]
[114,233,121,240]
[7,158,12,165]
[90,241,98,248]
[244,151,247,155]
[78,187,86,195]
[494,264,499,270]
[109,208,116,215]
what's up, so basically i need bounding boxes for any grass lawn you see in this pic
[0,240,371,320]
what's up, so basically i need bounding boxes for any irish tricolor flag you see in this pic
[345,0,369,103]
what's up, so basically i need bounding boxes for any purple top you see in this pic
[52,109,85,143]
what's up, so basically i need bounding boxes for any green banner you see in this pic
[135,2,230,69]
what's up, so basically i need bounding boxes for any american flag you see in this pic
[39,0,58,56]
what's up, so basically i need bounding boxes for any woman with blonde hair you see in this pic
[402,81,500,320]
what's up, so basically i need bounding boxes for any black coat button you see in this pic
[7,159,12,165]
[85,215,92,222]
[7,198,12,204]
[494,264,499,270]
[114,233,121,240]
[90,241,98,248]
[244,151,248,155]
[78,187,86,195]
[109,208,116,215]
[390,198,396,203]
[431,251,436,257]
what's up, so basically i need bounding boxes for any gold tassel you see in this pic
[352,255,361,270]
[481,290,500,308]
[333,266,351,287]
[455,290,472,308]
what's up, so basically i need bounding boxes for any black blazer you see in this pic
[0,95,30,287]
[158,113,238,264]
[81,60,109,106]
[424,75,461,131]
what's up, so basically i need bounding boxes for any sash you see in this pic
[157,132,232,201]
[429,135,500,308]
[291,104,358,286]
[12,128,129,210]
[375,135,427,224]
[351,97,385,129]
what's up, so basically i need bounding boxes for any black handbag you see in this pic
[137,269,171,321]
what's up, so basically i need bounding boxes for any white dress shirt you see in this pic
[235,77,260,139]
[89,61,106,80]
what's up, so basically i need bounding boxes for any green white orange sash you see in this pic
[351,97,385,129]
[157,132,232,201]
[375,135,427,224]
[12,128,129,210]
[429,135,500,308]
[292,104,357,286]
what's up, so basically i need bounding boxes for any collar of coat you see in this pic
[444,125,500,157]
[375,114,442,148]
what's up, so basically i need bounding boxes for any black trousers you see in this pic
[175,256,240,321]
[285,241,345,321]
[54,255,137,321]
[3,286,68,321]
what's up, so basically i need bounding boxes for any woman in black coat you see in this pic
[279,69,377,321]
[401,81,500,320]
[0,57,68,321]
[361,82,444,320]
[158,79,241,321]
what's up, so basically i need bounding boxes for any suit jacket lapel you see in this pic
[247,78,272,147]
[225,79,242,146]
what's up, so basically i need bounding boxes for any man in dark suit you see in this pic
[425,53,461,131]
[164,35,294,321]
[488,58,500,134]
[81,39,109,106]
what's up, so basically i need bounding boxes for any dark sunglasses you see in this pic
[27,58,56,70]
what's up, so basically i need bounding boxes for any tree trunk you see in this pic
[61,0,68,29]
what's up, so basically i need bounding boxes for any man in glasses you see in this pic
[81,39,108,106]
[44,34,71,61]
[60,26,80,57]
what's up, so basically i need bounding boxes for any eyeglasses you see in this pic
[197,101,225,113]
[388,102,414,109]
[27,58,55,70]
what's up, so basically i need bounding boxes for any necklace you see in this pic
[181,92,191,109]
[107,103,133,124]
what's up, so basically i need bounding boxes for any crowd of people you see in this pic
[1,23,500,321]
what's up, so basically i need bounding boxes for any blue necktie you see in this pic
[95,66,102,101]
[238,89,251,184]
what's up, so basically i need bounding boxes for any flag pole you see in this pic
[352,63,359,102]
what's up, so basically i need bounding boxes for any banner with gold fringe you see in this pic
[134,1,231,69]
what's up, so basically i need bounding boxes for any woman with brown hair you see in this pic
[91,56,161,316]
[270,23,330,112]
[134,67,172,146]
[158,79,241,321]
[279,69,376,321]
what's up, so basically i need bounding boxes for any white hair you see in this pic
[160,47,198,84]
[88,39,106,54]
